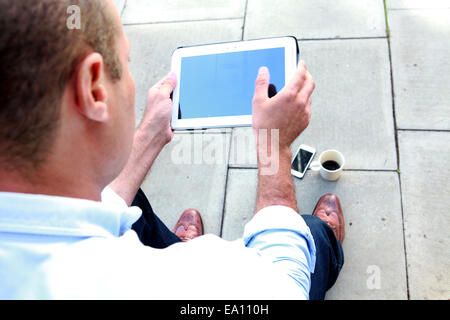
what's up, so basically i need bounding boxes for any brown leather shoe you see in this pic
[172,209,203,242]
[312,194,345,243]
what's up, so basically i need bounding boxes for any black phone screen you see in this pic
[291,148,314,174]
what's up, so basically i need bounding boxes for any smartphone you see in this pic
[291,144,316,179]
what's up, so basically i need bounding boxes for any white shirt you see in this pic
[0,187,316,299]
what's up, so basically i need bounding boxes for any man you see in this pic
[0,0,344,299]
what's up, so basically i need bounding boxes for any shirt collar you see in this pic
[0,191,141,238]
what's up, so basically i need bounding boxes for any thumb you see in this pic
[159,72,178,98]
[253,66,270,104]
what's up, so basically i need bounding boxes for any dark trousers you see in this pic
[131,188,344,300]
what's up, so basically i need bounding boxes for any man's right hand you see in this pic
[109,73,177,206]
[138,72,178,151]
[252,61,315,152]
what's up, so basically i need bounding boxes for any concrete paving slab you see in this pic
[387,0,450,9]
[230,39,397,170]
[244,0,386,39]
[398,131,450,299]
[222,169,407,299]
[113,0,126,16]
[389,9,450,130]
[141,132,231,236]
[124,20,243,126]
[122,0,246,24]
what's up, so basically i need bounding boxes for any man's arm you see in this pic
[243,62,316,297]
[254,140,297,213]
[108,73,177,206]
[252,63,314,213]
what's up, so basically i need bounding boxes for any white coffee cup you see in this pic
[311,149,345,181]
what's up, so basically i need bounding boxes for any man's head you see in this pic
[0,0,135,194]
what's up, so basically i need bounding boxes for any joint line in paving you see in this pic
[397,128,450,133]
[384,0,410,300]
[219,133,234,238]
[241,0,249,40]
[298,36,388,42]
[120,0,128,17]
[122,17,244,27]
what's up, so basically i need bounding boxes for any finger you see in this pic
[306,97,312,113]
[148,77,166,99]
[300,97,312,123]
[295,73,314,105]
[305,101,311,127]
[298,70,315,99]
[167,128,174,142]
[286,60,307,94]
[151,76,165,90]
[253,66,270,104]
[159,72,178,98]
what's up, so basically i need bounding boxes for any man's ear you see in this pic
[74,52,109,122]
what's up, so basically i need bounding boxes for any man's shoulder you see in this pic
[40,231,303,299]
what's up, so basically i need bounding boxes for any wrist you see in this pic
[135,125,166,152]
[129,127,166,173]
[255,144,297,213]
[256,137,291,171]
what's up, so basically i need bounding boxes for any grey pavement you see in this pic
[114,0,449,299]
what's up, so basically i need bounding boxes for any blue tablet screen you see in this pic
[178,47,285,119]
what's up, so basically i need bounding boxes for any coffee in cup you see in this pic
[311,149,345,181]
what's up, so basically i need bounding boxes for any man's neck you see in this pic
[0,165,103,201]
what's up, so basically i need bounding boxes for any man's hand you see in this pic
[252,61,314,152]
[109,72,177,206]
[252,61,315,214]
[138,72,177,150]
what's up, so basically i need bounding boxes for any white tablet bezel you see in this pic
[170,37,298,130]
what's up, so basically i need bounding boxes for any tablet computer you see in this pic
[170,36,299,130]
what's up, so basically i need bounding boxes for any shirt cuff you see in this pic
[101,187,143,236]
[243,205,316,272]
[101,186,129,209]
